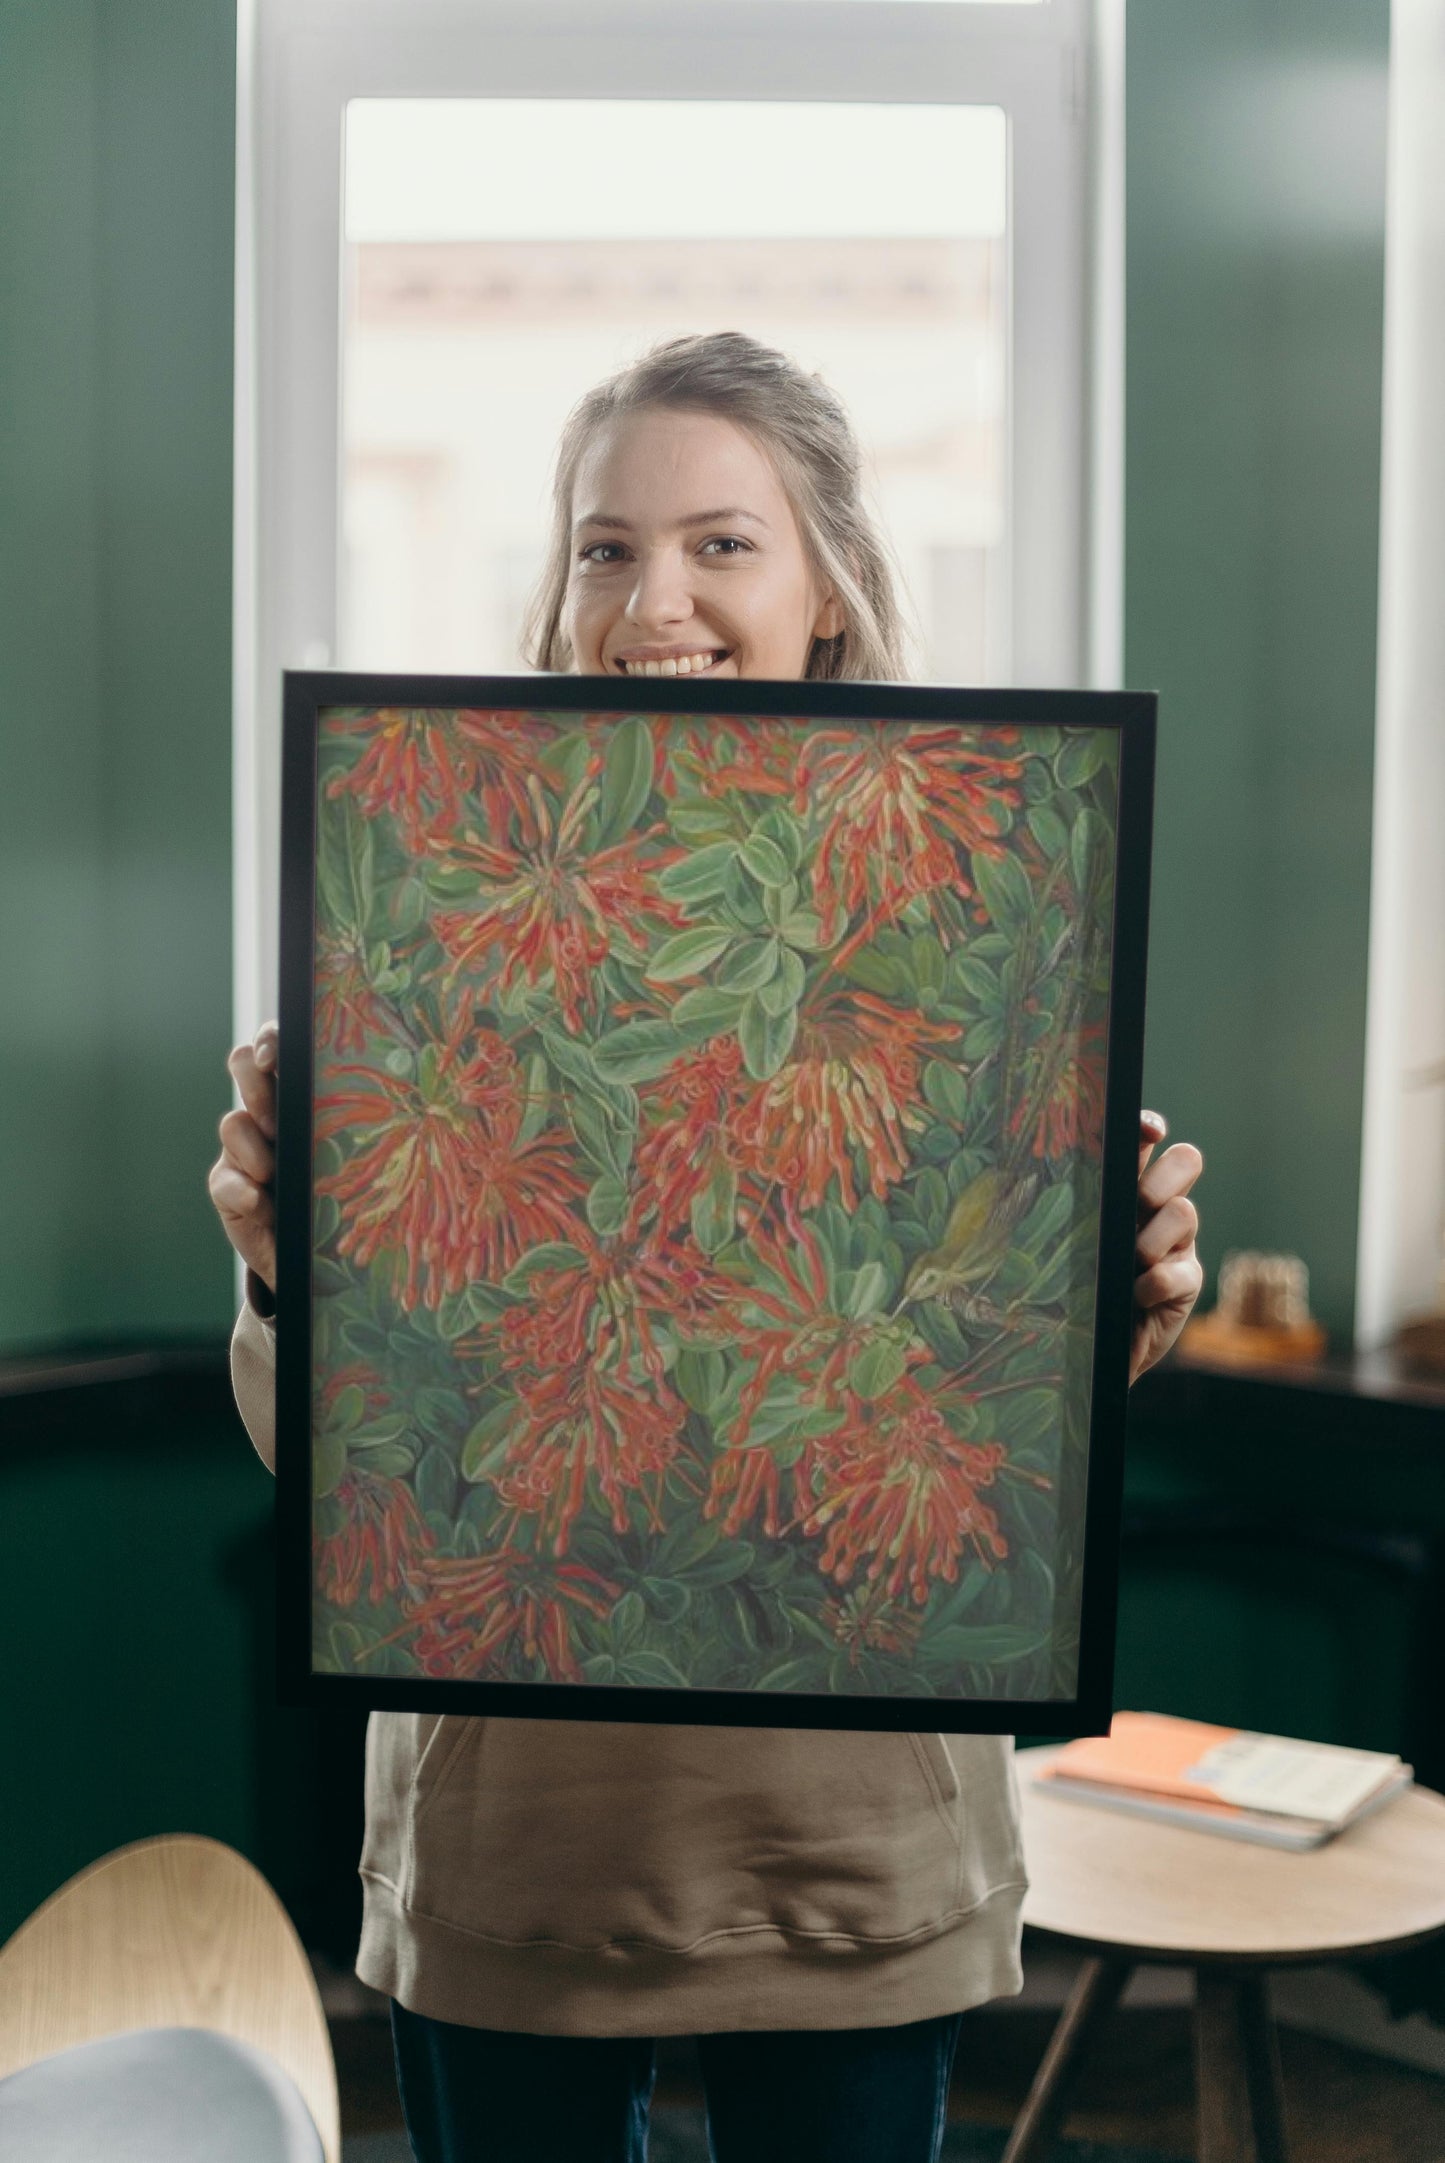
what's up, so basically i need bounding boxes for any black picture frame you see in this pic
[277,672,1154,1735]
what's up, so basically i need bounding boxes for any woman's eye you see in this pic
[700,536,751,558]
[579,541,627,565]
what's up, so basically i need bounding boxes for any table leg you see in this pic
[1195,1969,1289,2163]
[1000,1955,1131,2163]
[1239,1972,1289,2163]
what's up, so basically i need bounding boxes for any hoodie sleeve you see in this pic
[229,1267,278,1475]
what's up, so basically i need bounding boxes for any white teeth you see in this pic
[621,651,722,676]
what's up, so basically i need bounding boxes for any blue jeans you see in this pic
[390,1999,965,2163]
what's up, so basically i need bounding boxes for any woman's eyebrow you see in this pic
[572,507,771,534]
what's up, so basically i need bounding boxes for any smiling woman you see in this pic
[524,332,908,684]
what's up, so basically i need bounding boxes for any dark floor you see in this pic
[333,2000,1445,2162]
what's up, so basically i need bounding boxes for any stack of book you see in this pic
[1033,1712,1412,1850]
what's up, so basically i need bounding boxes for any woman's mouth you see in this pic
[616,649,731,678]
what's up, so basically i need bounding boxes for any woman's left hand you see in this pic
[1130,1113,1204,1384]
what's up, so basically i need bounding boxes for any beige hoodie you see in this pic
[231,1277,1027,2036]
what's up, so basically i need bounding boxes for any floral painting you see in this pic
[307,706,1120,1706]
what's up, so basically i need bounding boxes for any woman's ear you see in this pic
[812,592,846,642]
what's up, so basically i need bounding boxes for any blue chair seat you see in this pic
[0,2024,325,2162]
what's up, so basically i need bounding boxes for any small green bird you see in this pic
[898,1165,1038,1314]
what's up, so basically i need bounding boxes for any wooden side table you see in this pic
[1008,1746,1445,2163]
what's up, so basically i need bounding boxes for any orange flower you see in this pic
[486,1234,729,1552]
[1011,1020,1107,1161]
[729,991,959,1211]
[316,1467,435,1608]
[629,1034,745,1234]
[429,771,686,1033]
[491,1364,690,1554]
[324,707,552,853]
[314,1012,583,1309]
[704,1444,787,1540]
[802,726,1024,944]
[315,926,393,1053]
[405,1546,620,1682]
[669,716,802,801]
[800,1378,1014,1605]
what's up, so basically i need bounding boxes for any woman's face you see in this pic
[562,407,842,682]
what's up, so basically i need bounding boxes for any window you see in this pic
[235,0,1119,1034]
[339,98,1009,682]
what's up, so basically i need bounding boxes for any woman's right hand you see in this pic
[209,1020,279,1295]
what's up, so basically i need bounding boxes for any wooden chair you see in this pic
[0,1833,340,2162]
[1007,1745,1445,2163]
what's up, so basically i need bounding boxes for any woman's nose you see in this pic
[625,547,693,631]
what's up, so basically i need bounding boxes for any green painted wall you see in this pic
[1127,0,1390,1339]
[0,0,237,1354]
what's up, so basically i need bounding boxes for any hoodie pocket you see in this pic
[400,1718,980,1952]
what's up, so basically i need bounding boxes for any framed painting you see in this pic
[276,673,1155,1734]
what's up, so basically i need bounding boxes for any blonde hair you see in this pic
[522,331,914,682]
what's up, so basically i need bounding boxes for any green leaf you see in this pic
[1070,805,1111,898]
[653,1517,722,1576]
[669,803,734,844]
[612,1590,647,1651]
[759,945,806,1017]
[841,946,903,996]
[586,1173,630,1237]
[760,876,801,930]
[326,1620,367,1672]
[911,932,946,1005]
[781,909,824,952]
[953,955,1002,1006]
[592,1020,688,1084]
[971,849,1033,936]
[501,1240,586,1292]
[739,995,797,1081]
[461,1401,517,1482]
[922,1060,969,1122]
[738,832,792,887]
[516,1051,550,1144]
[842,1261,888,1319]
[758,1657,826,1694]
[722,854,768,927]
[690,1163,737,1255]
[657,843,737,905]
[417,1443,457,1519]
[313,1429,346,1499]
[1016,1180,1075,1258]
[596,716,654,844]
[1055,730,1106,790]
[621,1650,690,1688]
[644,926,734,982]
[670,986,746,1042]
[928,1624,1051,1666]
[675,1346,728,1415]
[641,1575,690,1625]
[753,806,805,873]
[684,1541,757,1587]
[1028,805,1069,859]
[717,937,780,994]
[848,1336,908,1401]
[963,1014,1004,1059]
[328,1384,366,1435]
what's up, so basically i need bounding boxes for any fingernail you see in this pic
[1142,1110,1167,1135]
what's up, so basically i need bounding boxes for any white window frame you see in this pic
[233,0,1122,1055]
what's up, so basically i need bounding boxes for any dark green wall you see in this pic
[0,0,237,1354]
[1127,0,1390,1338]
